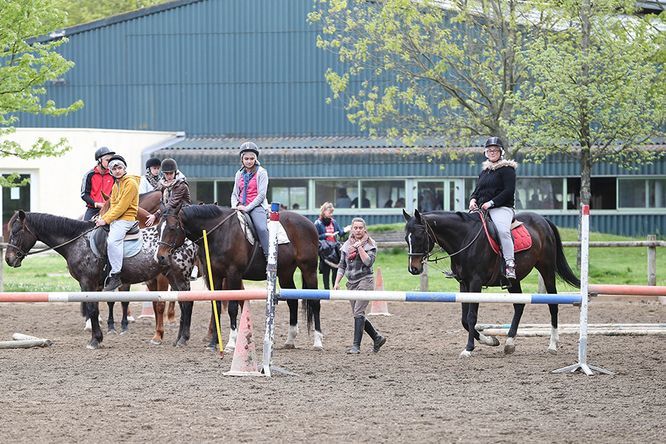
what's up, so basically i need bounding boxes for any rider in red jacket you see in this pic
[81,146,116,221]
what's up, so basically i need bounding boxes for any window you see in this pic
[417,182,443,212]
[516,178,564,210]
[359,180,405,209]
[315,180,357,209]
[268,179,308,210]
[618,178,666,209]
[2,174,30,240]
[215,181,234,206]
[190,181,214,205]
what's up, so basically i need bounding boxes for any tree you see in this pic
[0,0,83,187]
[510,0,665,209]
[54,0,171,27]
[309,0,555,153]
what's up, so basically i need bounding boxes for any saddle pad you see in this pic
[479,213,532,255]
[236,212,290,245]
[87,232,143,259]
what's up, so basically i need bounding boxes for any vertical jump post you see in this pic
[262,202,280,376]
[552,205,613,376]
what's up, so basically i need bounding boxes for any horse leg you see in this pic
[303,268,323,350]
[107,301,116,334]
[225,300,240,353]
[167,301,177,325]
[284,299,299,349]
[175,301,194,347]
[120,301,129,334]
[86,301,104,349]
[460,303,480,357]
[151,301,166,345]
[547,303,559,354]
[505,281,524,355]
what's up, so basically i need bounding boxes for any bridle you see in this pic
[408,211,486,265]
[7,220,96,259]
[157,209,239,253]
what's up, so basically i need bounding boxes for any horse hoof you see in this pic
[149,338,162,345]
[107,328,117,335]
[547,347,557,355]
[120,328,129,336]
[313,345,323,351]
[174,339,188,347]
[223,346,235,353]
[459,349,473,358]
[86,342,103,350]
[283,343,295,350]
[504,344,516,354]
[478,333,500,347]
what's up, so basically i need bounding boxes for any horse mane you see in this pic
[181,204,231,220]
[26,212,94,237]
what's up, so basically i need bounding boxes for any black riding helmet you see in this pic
[484,137,504,157]
[161,158,178,173]
[145,158,162,169]
[239,141,259,158]
[95,146,116,161]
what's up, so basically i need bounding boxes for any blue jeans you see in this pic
[248,207,269,257]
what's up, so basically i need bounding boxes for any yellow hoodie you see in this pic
[102,174,140,223]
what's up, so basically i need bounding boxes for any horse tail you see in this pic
[547,219,581,288]
[303,299,314,333]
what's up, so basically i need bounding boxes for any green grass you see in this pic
[3,225,663,292]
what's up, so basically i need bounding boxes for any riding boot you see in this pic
[364,319,387,353]
[103,273,122,292]
[347,317,364,354]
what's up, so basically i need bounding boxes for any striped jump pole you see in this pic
[589,284,666,297]
[0,289,267,303]
[262,202,281,377]
[278,289,581,305]
[477,328,666,337]
[553,205,612,376]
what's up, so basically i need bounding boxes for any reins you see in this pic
[415,210,486,264]
[192,209,239,244]
[7,223,97,259]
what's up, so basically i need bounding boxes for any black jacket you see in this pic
[470,159,517,208]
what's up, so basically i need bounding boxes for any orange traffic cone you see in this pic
[368,267,391,316]
[224,302,262,377]
[137,301,155,319]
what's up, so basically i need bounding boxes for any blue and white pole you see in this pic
[262,202,281,377]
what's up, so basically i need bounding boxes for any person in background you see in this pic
[335,188,352,208]
[139,158,162,194]
[80,146,115,221]
[334,217,386,354]
[231,142,270,260]
[469,136,518,279]
[314,202,344,290]
[145,158,191,226]
[95,155,140,292]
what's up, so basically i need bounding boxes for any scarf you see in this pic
[347,234,369,261]
[145,170,160,189]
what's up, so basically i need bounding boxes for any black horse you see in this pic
[5,210,195,349]
[403,209,580,357]
[155,205,322,351]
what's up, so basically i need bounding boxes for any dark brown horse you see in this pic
[403,209,580,357]
[155,205,322,350]
[5,210,195,349]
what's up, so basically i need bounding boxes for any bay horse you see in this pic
[403,209,580,357]
[155,205,322,350]
[4,210,196,349]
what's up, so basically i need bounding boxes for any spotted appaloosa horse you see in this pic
[5,210,197,349]
[403,209,580,357]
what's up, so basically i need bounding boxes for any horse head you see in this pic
[156,210,187,267]
[5,210,37,267]
[403,209,434,275]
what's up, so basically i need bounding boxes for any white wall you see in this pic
[1,128,182,219]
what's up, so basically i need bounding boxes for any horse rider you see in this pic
[231,141,270,260]
[469,137,518,279]
[145,158,191,227]
[81,146,116,221]
[95,155,140,292]
[139,157,162,194]
[333,217,386,354]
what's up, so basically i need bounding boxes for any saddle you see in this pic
[88,222,143,260]
[478,212,532,255]
[236,212,290,245]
